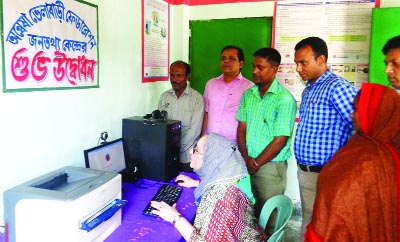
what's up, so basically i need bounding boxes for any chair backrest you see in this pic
[258,195,293,242]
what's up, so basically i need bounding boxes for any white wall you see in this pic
[0,0,171,223]
[1,0,399,227]
[381,0,400,7]
[0,1,279,226]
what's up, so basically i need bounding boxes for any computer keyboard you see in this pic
[143,184,183,217]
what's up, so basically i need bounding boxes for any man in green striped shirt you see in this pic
[237,47,297,236]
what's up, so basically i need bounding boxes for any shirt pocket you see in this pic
[302,95,332,126]
[179,108,192,127]
[224,94,241,112]
[262,108,277,136]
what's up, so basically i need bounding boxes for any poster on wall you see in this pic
[1,0,98,93]
[273,0,377,102]
[142,0,169,83]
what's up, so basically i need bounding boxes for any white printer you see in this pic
[4,166,124,242]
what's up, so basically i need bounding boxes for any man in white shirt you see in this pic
[158,61,204,172]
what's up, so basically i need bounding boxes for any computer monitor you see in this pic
[84,138,126,173]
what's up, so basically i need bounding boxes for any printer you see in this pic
[4,166,124,242]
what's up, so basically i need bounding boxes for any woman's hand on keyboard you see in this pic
[175,175,200,188]
[151,200,196,239]
[150,201,179,223]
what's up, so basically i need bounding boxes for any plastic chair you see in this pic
[258,195,293,242]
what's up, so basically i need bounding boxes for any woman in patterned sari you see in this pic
[305,83,400,241]
[151,133,266,241]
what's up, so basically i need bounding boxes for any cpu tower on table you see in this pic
[122,116,181,182]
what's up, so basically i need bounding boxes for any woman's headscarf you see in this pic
[359,83,400,241]
[358,83,400,148]
[194,133,248,201]
[305,83,400,242]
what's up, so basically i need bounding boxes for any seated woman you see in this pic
[305,83,400,242]
[151,133,266,241]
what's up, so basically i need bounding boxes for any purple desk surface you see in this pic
[0,174,197,242]
[104,174,198,242]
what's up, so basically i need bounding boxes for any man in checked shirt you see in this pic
[293,37,358,240]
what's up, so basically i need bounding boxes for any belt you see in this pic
[298,163,324,173]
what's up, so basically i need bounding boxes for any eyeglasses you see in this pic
[192,143,203,155]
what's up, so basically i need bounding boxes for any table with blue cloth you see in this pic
[104,174,198,242]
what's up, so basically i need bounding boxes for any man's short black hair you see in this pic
[295,37,328,61]
[382,35,400,55]
[170,60,191,75]
[221,45,245,62]
[253,48,281,66]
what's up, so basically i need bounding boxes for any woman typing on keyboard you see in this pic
[151,133,266,241]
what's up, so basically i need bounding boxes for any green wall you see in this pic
[369,7,400,86]
[189,17,272,94]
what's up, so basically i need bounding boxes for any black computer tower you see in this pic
[122,116,181,181]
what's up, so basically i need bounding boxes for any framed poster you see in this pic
[142,0,169,83]
[1,0,99,92]
[273,0,376,102]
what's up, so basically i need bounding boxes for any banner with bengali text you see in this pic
[1,0,98,92]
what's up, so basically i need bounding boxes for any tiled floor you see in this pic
[282,201,302,242]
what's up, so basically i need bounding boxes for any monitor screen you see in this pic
[84,138,126,173]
